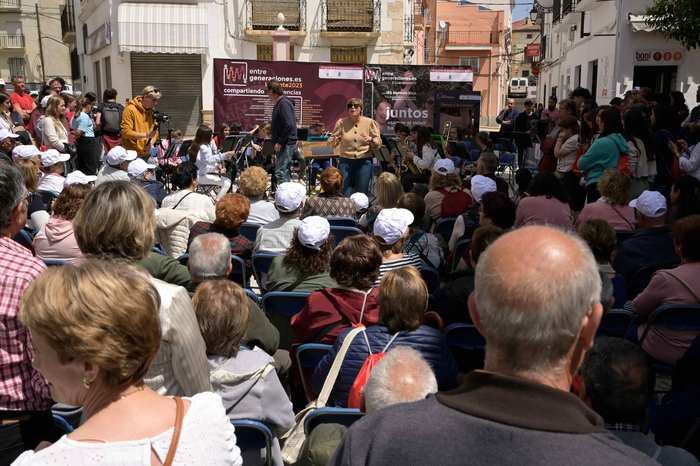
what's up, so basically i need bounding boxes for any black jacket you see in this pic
[271,96,298,147]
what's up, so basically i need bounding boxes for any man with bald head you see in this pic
[331,226,658,466]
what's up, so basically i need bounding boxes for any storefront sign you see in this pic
[214,59,363,131]
[525,44,540,57]
[634,50,684,65]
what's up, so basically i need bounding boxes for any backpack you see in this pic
[101,103,122,134]
[439,187,473,218]
[347,330,400,410]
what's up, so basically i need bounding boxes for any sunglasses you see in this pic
[347,104,362,109]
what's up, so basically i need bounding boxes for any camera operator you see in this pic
[96,88,124,152]
[120,85,160,159]
[71,92,102,175]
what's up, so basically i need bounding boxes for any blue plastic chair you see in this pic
[52,405,82,430]
[304,407,364,435]
[638,305,700,345]
[245,288,261,306]
[597,308,635,338]
[327,217,359,228]
[294,343,333,402]
[330,226,363,247]
[43,259,67,267]
[252,252,281,292]
[240,223,261,243]
[445,322,486,372]
[262,291,312,350]
[230,419,274,466]
[420,265,440,294]
[434,217,456,244]
[52,414,74,434]
[452,238,471,272]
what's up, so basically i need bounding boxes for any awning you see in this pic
[118,3,208,54]
[629,14,656,33]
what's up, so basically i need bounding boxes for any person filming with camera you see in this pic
[120,85,161,159]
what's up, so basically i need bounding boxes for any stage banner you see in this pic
[362,65,475,135]
[214,59,364,132]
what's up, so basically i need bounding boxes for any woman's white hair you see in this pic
[364,346,438,414]
[189,233,231,281]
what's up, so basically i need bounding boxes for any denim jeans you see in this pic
[338,157,373,196]
[275,144,295,184]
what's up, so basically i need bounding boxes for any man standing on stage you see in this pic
[120,85,160,159]
[267,80,298,185]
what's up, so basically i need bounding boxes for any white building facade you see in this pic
[537,0,699,108]
[75,0,409,134]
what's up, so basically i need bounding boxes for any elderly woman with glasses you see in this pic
[330,98,381,196]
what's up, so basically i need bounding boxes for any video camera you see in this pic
[153,110,170,124]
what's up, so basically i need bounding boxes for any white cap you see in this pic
[40,149,70,167]
[12,145,41,161]
[0,127,19,140]
[275,182,306,212]
[433,158,456,175]
[40,95,51,108]
[470,175,497,202]
[373,208,414,245]
[128,158,156,178]
[106,146,138,166]
[629,190,667,218]
[350,192,369,211]
[297,216,331,250]
[64,170,97,186]
[0,79,5,86]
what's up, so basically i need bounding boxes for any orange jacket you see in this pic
[120,96,155,156]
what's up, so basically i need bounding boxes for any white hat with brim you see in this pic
[0,128,19,140]
[297,216,331,250]
[40,149,71,167]
[629,190,667,219]
[433,158,456,176]
[64,170,97,186]
[275,182,306,213]
[12,145,41,161]
[350,192,369,211]
[128,158,156,178]
[373,208,414,245]
[470,175,497,203]
[106,146,138,166]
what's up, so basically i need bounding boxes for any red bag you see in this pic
[439,188,473,218]
[347,331,400,410]
[537,136,557,173]
[617,152,632,177]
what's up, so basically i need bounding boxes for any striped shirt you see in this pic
[375,254,423,286]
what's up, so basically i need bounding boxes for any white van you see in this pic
[509,78,528,97]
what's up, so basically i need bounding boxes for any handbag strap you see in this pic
[316,325,365,407]
[162,397,185,466]
[608,203,635,230]
[660,270,700,304]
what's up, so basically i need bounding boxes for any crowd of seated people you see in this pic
[1,84,700,465]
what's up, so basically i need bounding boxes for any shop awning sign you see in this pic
[634,50,684,65]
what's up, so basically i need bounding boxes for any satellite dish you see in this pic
[536,0,553,7]
[438,20,449,30]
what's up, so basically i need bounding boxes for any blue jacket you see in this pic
[312,325,459,407]
[578,133,628,185]
[271,96,298,147]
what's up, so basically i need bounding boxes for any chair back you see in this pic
[444,322,485,372]
[43,259,67,267]
[294,343,333,402]
[597,309,635,338]
[240,223,261,242]
[253,252,281,292]
[329,226,363,247]
[452,238,471,272]
[420,265,440,294]
[245,288,261,306]
[434,217,456,244]
[639,304,700,345]
[262,291,312,349]
[52,414,74,434]
[230,419,274,466]
[52,405,82,430]
[304,407,364,435]
[327,217,358,228]
[628,262,680,299]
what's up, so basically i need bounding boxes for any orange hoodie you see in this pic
[120,96,155,156]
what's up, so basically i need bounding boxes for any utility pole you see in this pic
[36,3,46,82]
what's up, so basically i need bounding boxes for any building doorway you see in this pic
[633,66,677,96]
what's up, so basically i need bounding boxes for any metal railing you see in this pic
[322,0,380,32]
[552,0,561,22]
[246,0,305,31]
[0,0,21,9]
[446,30,498,45]
[562,0,573,16]
[0,34,25,49]
[404,11,414,43]
[61,2,76,39]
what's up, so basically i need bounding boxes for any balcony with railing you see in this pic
[246,0,305,31]
[445,30,499,47]
[0,34,25,49]
[0,0,21,11]
[61,2,76,43]
[322,0,380,32]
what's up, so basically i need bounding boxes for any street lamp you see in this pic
[529,7,539,22]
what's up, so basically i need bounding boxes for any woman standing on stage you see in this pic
[330,98,382,196]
